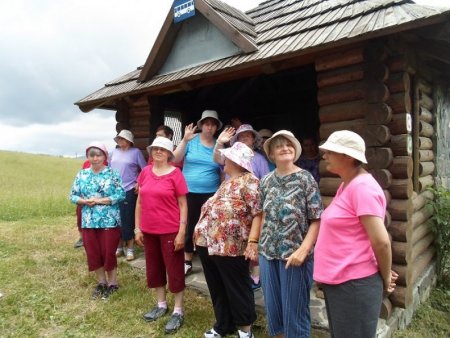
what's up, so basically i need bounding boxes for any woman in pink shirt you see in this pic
[135,137,188,334]
[314,130,398,338]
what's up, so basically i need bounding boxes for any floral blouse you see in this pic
[259,169,323,260]
[194,172,261,256]
[70,166,125,229]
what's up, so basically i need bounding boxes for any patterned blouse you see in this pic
[70,166,125,229]
[194,172,261,256]
[259,169,323,260]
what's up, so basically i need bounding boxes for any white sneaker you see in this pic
[126,248,135,261]
[204,328,221,338]
[184,263,192,275]
[115,248,123,257]
[238,329,254,338]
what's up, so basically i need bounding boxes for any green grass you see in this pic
[0,151,448,337]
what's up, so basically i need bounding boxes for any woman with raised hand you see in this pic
[109,129,147,261]
[314,130,398,338]
[70,142,125,300]
[172,110,222,275]
[135,136,188,334]
[194,142,261,338]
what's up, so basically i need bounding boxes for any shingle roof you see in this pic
[76,0,449,111]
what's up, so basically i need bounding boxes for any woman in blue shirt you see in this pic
[172,110,222,275]
[70,142,125,300]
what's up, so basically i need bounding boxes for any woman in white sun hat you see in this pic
[194,142,262,338]
[135,137,188,334]
[109,129,147,261]
[314,130,398,338]
[246,130,323,338]
[172,110,222,275]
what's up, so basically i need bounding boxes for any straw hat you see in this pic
[146,137,175,162]
[218,142,254,174]
[86,141,108,158]
[197,110,223,129]
[263,130,302,163]
[114,129,134,145]
[319,130,367,163]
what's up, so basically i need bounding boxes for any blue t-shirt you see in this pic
[182,135,220,193]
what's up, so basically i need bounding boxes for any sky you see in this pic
[0,0,448,157]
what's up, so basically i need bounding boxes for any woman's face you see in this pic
[237,131,255,148]
[270,138,296,164]
[322,150,347,175]
[87,148,106,167]
[223,157,241,175]
[302,138,318,157]
[151,146,171,163]
[116,137,132,150]
[200,118,218,137]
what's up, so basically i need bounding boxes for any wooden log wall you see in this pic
[316,45,436,314]
[115,96,151,157]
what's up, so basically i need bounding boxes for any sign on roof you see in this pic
[173,0,195,23]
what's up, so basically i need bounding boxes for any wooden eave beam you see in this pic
[416,41,450,66]
[195,0,258,54]
[138,10,181,82]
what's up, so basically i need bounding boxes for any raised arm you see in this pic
[172,123,196,163]
[213,127,236,164]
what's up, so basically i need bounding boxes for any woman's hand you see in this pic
[135,232,144,247]
[244,242,258,262]
[83,198,96,207]
[183,123,197,142]
[285,246,309,268]
[174,231,185,251]
[217,127,235,145]
[384,270,398,293]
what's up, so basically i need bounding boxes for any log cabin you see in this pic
[75,0,450,335]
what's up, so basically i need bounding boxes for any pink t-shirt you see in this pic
[137,166,188,234]
[314,174,386,284]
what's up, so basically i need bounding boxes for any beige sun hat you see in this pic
[263,130,302,163]
[197,110,223,130]
[219,142,254,174]
[146,137,175,161]
[86,141,108,158]
[114,129,134,145]
[319,130,367,164]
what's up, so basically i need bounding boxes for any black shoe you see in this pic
[143,306,168,322]
[164,313,184,334]
[101,285,119,300]
[74,238,83,248]
[91,283,107,300]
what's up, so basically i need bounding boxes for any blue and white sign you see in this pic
[173,0,195,23]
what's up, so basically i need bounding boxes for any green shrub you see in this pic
[427,186,450,288]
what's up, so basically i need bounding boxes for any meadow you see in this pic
[0,150,448,337]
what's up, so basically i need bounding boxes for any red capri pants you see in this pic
[143,232,185,293]
[82,227,121,272]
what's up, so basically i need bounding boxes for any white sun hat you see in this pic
[114,129,134,145]
[146,137,175,161]
[319,130,367,164]
[197,110,223,130]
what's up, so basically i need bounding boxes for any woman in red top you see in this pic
[135,137,188,334]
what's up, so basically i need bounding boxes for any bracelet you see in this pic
[248,240,258,244]
[134,229,142,235]
[180,220,187,225]
[248,237,259,242]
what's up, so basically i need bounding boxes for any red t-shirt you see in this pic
[137,166,188,234]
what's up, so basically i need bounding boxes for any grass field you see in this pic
[0,150,448,337]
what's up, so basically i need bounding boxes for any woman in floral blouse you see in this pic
[250,130,323,338]
[70,142,125,300]
[194,142,261,338]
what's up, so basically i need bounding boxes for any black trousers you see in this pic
[185,193,213,253]
[197,246,256,336]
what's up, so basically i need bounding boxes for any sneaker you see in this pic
[126,248,135,261]
[237,329,254,338]
[143,306,168,322]
[184,262,192,276]
[91,283,107,300]
[204,328,222,338]
[74,238,84,248]
[251,280,261,291]
[116,248,123,257]
[164,313,184,334]
[101,285,119,300]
